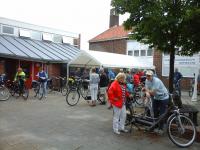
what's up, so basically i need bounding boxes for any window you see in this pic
[42,33,53,42]
[31,31,41,40]
[134,50,139,56]
[128,51,133,56]
[147,48,153,56]
[19,29,31,38]
[2,25,14,35]
[141,50,146,56]
[53,34,62,43]
[63,36,73,45]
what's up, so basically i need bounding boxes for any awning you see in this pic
[69,50,155,69]
[0,35,80,63]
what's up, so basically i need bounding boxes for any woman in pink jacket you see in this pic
[108,72,130,135]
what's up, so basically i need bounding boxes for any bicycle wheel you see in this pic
[167,114,196,148]
[0,86,10,101]
[66,89,80,106]
[188,87,193,97]
[79,85,89,99]
[125,104,133,126]
[22,87,29,100]
[98,93,106,105]
[38,85,43,100]
[61,85,68,96]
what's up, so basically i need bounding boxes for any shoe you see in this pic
[114,130,120,135]
[154,129,164,135]
[119,129,129,133]
[107,105,112,110]
[44,96,47,98]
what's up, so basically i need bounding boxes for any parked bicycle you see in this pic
[125,94,196,148]
[0,74,10,101]
[10,79,29,100]
[66,77,106,106]
[32,77,47,100]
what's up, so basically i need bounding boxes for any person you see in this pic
[197,70,200,94]
[99,68,109,104]
[125,70,132,84]
[74,68,82,78]
[108,69,115,81]
[36,67,48,98]
[143,70,169,133]
[133,70,141,87]
[173,68,182,96]
[108,72,131,135]
[14,67,26,94]
[89,67,100,106]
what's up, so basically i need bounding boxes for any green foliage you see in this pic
[111,0,200,55]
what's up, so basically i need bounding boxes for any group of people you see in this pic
[107,69,169,135]
[14,67,48,97]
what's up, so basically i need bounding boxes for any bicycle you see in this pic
[0,74,10,101]
[10,79,29,100]
[66,78,106,106]
[32,78,46,100]
[125,94,196,148]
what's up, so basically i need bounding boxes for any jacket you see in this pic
[108,80,129,108]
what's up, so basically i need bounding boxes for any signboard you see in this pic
[162,54,200,77]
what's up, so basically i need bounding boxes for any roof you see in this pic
[89,25,130,42]
[69,50,154,69]
[0,35,80,63]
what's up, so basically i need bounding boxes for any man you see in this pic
[143,70,169,133]
[174,68,182,96]
[14,67,26,94]
[36,67,48,98]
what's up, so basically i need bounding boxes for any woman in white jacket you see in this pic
[89,67,100,106]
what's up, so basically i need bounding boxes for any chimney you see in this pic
[109,8,119,28]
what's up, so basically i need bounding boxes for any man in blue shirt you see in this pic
[36,67,48,98]
[143,70,169,132]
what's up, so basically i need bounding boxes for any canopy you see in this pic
[0,35,80,63]
[69,50,154,69]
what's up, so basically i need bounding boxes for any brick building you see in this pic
[0,17,81,88]
[88,9,200,90]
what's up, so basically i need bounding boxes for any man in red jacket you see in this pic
[108,72,131,135]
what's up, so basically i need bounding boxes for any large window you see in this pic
[31,31,41,40]
[134,50,139,56]
[19,29,31,38]
[42,33,53,42]
[2,25,14,35]
[128,50,133,56]
[147,48,153,56]
[141,50,146,56]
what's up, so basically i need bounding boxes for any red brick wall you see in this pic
[48,64,60,77]
[0,60,5,74]
[89,39,127,54]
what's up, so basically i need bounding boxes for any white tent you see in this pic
[69,50,154,69]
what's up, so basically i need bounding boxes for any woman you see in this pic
[108,72,130,134]
[89,67,100,106]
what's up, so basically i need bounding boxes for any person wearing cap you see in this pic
[143,70,169,133]
[14,67,26,94]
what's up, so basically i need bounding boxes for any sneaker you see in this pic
[154,128,164,135]
[119,129,129,133]
[113,130,120,135]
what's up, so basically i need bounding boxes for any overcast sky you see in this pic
[0,0,128,50]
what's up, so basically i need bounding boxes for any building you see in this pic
[0,17,81,88]
[89,9,153,69]
[89,9,200,90]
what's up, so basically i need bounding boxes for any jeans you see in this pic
[153,98,169,129]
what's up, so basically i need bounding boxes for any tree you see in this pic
[111,0,200,94]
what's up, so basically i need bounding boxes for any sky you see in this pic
[0,0,128,50]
